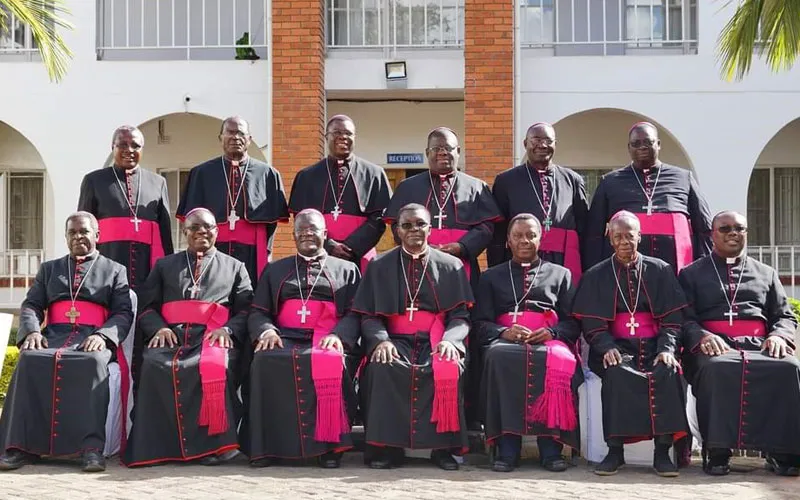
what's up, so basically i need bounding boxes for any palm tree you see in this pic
[0,0,72,82]
[717,0,800,81]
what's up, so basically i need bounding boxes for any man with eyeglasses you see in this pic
[245,209,361,469]
[289,115,391,273]
[584,122,712,275]
[488,123,588,285]
[678,211,800,477]
[177,116,289,284]
[353,203,474,470]
[123,208,253,467]
[573,210,689,477]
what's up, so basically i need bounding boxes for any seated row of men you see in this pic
[0,205,798,481]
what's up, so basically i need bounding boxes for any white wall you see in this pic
[326,49,464,91]
[326,100,465,169]
[0,124,46,171]
[757,119,800,167]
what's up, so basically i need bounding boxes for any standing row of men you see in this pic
[0,115,798,480]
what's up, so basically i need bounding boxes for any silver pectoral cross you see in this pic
[331,205,342,221]
[508,305,523,324]
[543,217,553,232]
[297,304,311,324]
[643,200,657,216]
[228,210,240,231]
[188,283,201,299]
[406,302,419,321]
[626,315,640,336]
[434,212,447,230]
[724,308,738,326]
[130,216,141,232]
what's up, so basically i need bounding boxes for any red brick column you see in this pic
[270,0,326,259]
[463,0,515,185]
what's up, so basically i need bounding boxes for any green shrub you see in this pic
[789,298,800,323]
[8,327,17,346]
[0,346,19,405]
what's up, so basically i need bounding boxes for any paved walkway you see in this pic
[1,454,798,499]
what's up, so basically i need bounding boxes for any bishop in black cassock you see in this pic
[489,123,588,283]
[177,116,289,283]
[0,213,133,473]
[679,211,800,477]
[288,115,391,273]
[123,208,252,467]
[353,204,474,471]
[475,214,583,473]
[573,211,688,477]
[584,122,712,274]
[246,209,360,468]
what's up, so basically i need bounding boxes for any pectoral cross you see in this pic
[130,216,141,232]
[228,210,240,231]
[642,200,657,216]
[297,304,310,324]
[405,302,419,321]
[331,205,342,221]
[508,305,523,324]
[626,315,639,336]
[65,305,80,325]
[543,217,553,232]
[434,212,447,230]
[188,283,201,299]
[724,308,738,326]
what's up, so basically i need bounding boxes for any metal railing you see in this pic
[750,246,800,292]
[520,0,697,56]
[327,0,464,49]
[95,0,268,61]
[0,6,40,59]
[0,250,44,309]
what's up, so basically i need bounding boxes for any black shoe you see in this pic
[318,452,342,469]
[199,455,222,466]
[766,456,800,477]
[368,458,392,469]
[492,459,516,473]
[0,450,38,471]
[431,450,459,471]
[81,451,106,473]
[653,446,679,478]
[250,457,274,468]
[594,448,625,476]
[542,456,568,472]
[704,449,731,476]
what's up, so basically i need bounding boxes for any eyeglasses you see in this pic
[629,139,657,148]
[427,145,457,154]
[529,137,554,146]
[186,223,217,232]
[717,225,748,234]
[399,221,430,231]
[326,130,355,138]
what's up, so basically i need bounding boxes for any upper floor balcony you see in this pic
[0,6,43,62]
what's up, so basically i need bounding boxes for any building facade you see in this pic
[1,0,799,308]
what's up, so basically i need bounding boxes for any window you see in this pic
[573,168,612,203]
[747,167,800,275]
[330,0,382,46]
[3,172,44,250]
[520,0,554,45]
[160,169,191,250]
[626,0,696,44]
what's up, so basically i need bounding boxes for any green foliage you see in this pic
[8,327,16,346]
[789,297,800,323]
[0,346,19,405]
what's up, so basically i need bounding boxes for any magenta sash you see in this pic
[428,228,471,279]
[161,300,230,436]
[48,300,109,327]
[216,218,269,277]
[386,311,460,433]
[636,213,693,272]
[98,217,165,269]
[276,298,349,443]
[538,227,582,284]
[702,319,767,338]
[323,213,377,274]
[496,311,577,431]
[609,312,659,339]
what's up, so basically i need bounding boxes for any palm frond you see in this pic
[0,0,73,82]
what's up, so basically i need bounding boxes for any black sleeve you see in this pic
[579,316,617,355]
[457,222,494,261]
[584,179,609,270]
[677,269,712,352]
[656,303,683,355]
[247,267,280,344]
[225,261,254,345]
[551,271,581,344]
[572,175,590,268]
[137,261,170,341]
[95,266,134,347]
[766,268,798,347]
[157,177,175,255]
[442,304,470,353]
[688,172,713,259]
[17,264,49,342]
[77,175,97,213]
[473,272,505,346]
[342,211,386,258]
[487,176,510,267]
[361,315,390,356]
[332,269,362,351]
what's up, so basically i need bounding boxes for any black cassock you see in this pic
[474,259,583,449]
[584,164,712,274]
[123,248,252,466]
[679,254,800,455]
[573,255,689,443]
[289,156,391,271]
[78,165,174,290]
[489,164,588,282]
[352,247,474,451]
[246,254,361,460]
[0,253,132,457]
[177,156,289,283]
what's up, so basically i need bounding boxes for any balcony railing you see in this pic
[95,0,268,61]
[520,0,697,56]
[327,0,464,49]
[751,246,800,294]
[0,7,41,61]
[0,250,44,309]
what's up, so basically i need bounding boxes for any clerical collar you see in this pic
[430,170,455,181]
[114,164,139,175]
[633,161,661,172]
[328,155,352,166]
[713,251,744,265]
[401,246,429,260]
[527,163,551,174]
[189,247,217,259]
[71,250,99,263]
[613,253,640,268]
[298,250,327,262]
[512,258,539,268]
[224,155,249,167]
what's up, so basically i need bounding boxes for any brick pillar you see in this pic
[270,0,326,259]
[463,0,515,185]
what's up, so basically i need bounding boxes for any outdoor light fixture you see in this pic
[385,61,407,80]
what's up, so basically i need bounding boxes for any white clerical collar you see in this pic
[513,258,538,268]
[298,250,327,262]
[72,250,99,263]
[714,251,745,265]
[401,246,429,260]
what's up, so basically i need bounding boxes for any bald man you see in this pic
[679,211,800,477]
[489,123,588,284]
[124,208,253,467]
[573,211,688,477]
[584,122,712,275]
[289,115,391,273]
[177,116,289,284]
